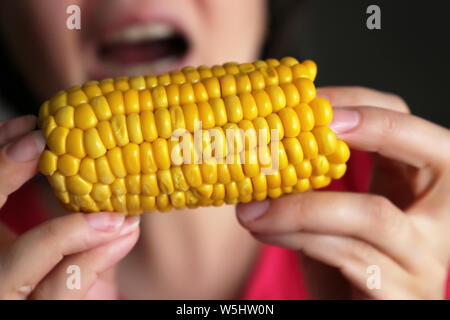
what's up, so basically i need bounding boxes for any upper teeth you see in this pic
[105,23,176,45]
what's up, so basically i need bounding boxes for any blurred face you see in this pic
[0,0,266,101]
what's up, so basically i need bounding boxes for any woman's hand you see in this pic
[236,87,450,299]
[0,116,140,299]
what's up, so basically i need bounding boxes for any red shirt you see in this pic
[1,150,449,299]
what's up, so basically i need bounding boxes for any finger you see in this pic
[0,130,45,207]
[329,106,450,169]
[317,86,410,113]
[236,193,426,270]
[29,220,140,300]
[253,231,414,299]
[0,115,37,146]
[0,212,130,299]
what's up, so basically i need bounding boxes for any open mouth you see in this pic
[97,22,190,76]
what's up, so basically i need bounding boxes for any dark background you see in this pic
[266,0,450,127]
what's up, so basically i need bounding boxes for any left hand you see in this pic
[236,86,450,299]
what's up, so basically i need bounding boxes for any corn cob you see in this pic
[38,57,350,214]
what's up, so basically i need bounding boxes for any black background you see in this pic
[267,0,450,127]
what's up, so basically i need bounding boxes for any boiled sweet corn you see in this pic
[38,57,350,214]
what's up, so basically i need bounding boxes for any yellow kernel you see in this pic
[111,178,127,195]
[99,79,115,94]
[145,75,158,88]
[302,60,318,81]
[310,175,331,189]
[253,90,272,117]
[225,181,239,200]
[239,92,258,121]
[129,76,146,90]
[295,159,312,179]
[55,106,75,128]
[66,174,92,195]
[238,177,253,197]
[298,132,318,159]
[124,89,140,114]
[170,191,186,209]
[72,194,99,212]
[47,126,69,155]
[48,173,66,192]
[281,164,298,187]
[141,195,156,212]
[266,58,280,67]
[114,77,130,91]
[91,183,111,202]
[283,137,304,165]
[95,156,115,184]
[242,149,260,177]
[294,78,316,103]
[155,108,172,139]
[202,77,221,99]
[158,73,171,86]
[197,65,213,79]
[309,97,333,126]
[217,163,231,184]
[67,88,88,107]
[140,142,158,174]
[183,66,201,83]
[166,83,180,106]
[106,90,125,114]
[196,101,215,129]
[57,154,80,176]
[260,66,279,86]
[276,64,293,84]
[312,126,337,155]
[90,95,112,121]
[157,169,175,194]
[224,123,244,154]
[43,116,57,138]
[106,147,127,178]
[39,150,58,175]
[66,128,86,158]
[252,174,267,193]
[79,157,98,183]
[38,101,50,128]
[294,178,310,192]
[311,155,330,175]
[280,83,300,108]
[152,138,170,170]
[248,70,265,90]
[96,121,116,149]
[140,110,158,142]
[267,170,281,188]
[141,174,160,196]
[224,95,244,123]
[179,83,195,105]
[209,98,227,126]
[156,193,172,212]
[220,74,236,97]
[266,85,286,112]
[182,164,203,187]
[253,191,267,201]
[291,63,310,80]
[151,85,168,109]
[123,143,141,174]
[212,65,226,77]
[266,113,284,141]
[126,175,142,195]
[111,195,127,212]
[49,91,67,114]
[278,107,301,137]
[328,163,347,179]
[170,70,186,84]
[110,114,129,146]
[171,166,189,191]
[238,120,257,149]
[293,103,315,132]
[327,140,350,163]
[74,103,98,130]
[139,89,153,111]
[272,141,288,170]
[253,117,271,145]
[211,183,225,201]
[268,187,282,199]
[183,103,200,132]
[280,56,299,67]
[84,127,106,159]
[193,82,209,102]
[236,74,252,94]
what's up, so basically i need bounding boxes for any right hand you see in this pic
[0,115,140,299]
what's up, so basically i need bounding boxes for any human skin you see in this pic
[0,0,449,299]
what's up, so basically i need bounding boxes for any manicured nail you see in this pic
[119,215,141,236]
[85,212,125,231]
[237,200,270,222]
[329,108,360,134]
[5,130,45,162]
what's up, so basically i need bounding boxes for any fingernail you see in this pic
[237,200,270,222]
[5,131,45,162]
[119,215,141,236]
[85,212,125,231]
[329,108,360,134]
